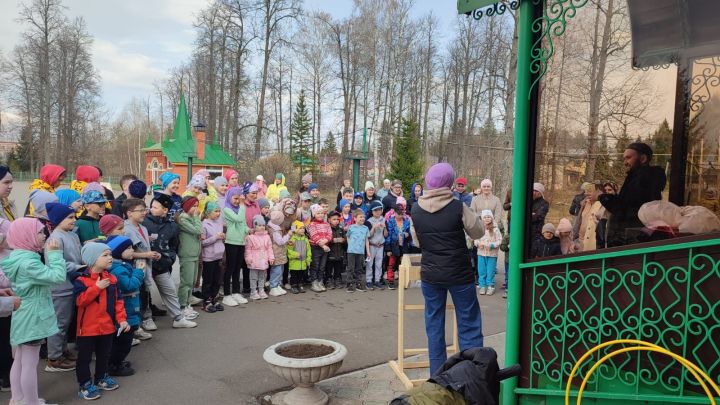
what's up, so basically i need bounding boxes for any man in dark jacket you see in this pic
[599,142,666,247]
[411,163,484,375]
[531,183,549,241]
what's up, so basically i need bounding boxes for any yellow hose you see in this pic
[564,339,720,405]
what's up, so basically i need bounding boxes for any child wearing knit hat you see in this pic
[474,210,503,296]
[200,202,225,312]
[307,204,332,292]
[106,235,145,377]
[176,197,203,319]
[530,222,562,258]
[100,214,125,236]
[44,203,84,372]
[244,215,274,300]
[287,221,311,294]
[73,242,129,399]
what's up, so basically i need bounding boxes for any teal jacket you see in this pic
[177,213,202,259]
[2,249,66,345]
[223,207,249,246]
[76,215,101,244]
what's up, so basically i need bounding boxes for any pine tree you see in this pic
[290,90,314,172]
[386,118,424,196]
[321,131,337,156]
[651,119,672,170]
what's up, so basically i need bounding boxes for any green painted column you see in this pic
[352,159,360,191]
[502,0,535,404]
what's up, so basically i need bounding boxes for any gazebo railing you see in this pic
[514,236,720,404]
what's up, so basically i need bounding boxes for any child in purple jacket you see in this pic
[200,202,225,313]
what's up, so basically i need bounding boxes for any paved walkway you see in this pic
[265,332,507,404]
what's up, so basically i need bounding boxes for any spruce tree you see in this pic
[650,119,672,170]
[386,118,424,196]
[321,131,338,156]
[290,90,314,171]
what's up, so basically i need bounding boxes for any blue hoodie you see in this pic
[109,259,144,327]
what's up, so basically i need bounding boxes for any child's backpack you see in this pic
[391,347,521,405]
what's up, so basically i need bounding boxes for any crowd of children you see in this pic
[0,164,512,403]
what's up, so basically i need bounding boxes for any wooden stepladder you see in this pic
[388,254,459,389]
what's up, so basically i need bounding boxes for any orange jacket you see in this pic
[72,270,127,337]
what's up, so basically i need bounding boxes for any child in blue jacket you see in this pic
[106,235,144,377]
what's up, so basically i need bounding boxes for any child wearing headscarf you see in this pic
[29,164,66,193]
[2,218,66,405]
[221,187,249,306]
[244,215,274,300]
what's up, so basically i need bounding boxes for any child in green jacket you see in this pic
[76,190,107,244]
[222,187,250,306]
[177,196,202,321]
[287,221,312,294]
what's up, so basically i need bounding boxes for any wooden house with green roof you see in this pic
[142,93,236,192]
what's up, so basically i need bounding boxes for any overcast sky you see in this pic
[0,0,460,118]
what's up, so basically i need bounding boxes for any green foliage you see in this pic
[6,127,34,173]
[321,131,337,156]
[650,119,672,169]
[386,118,424,196]
[290,90,316,172]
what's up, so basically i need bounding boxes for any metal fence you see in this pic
[515,237,720,404]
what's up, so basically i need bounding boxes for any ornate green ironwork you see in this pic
[529,0,590,97]
[469,0,520,20]
[519,239,720,403]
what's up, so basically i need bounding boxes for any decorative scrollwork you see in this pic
[525,245,720,397]
[529,0,590,97]
[689,56,720,115]
[470,0,520,20]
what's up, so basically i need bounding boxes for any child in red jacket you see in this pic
[73,242,129,400]
[307,204,332,292]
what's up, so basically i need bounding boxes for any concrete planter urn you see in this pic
[263,338,348,405]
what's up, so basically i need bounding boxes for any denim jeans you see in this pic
[421,282,483,375]
[477,256,498,287]
[269,265,284,288]
[504,260,509,289]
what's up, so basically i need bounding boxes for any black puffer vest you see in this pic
[412,199,473,286]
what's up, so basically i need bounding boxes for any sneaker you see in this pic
[1,376,10,392]
[45,357,76,372]
[376,281,386,291]
[63,349,78,361]
[319,281,327,292]
[326,280,335,290]
[78,381,101,400]
[150,304,167,317]
[278,286,288,295]
[131,338,141,346]
[356,282,367,292]
[502,290,508,299]
[299,285,306,293]
[142,319,158,331]
[269,287,282,297]
[232,293,248,304]
[479,287,487,295]
[259,290,268,299]
[214,302,224,311]
[366,282,375,291]
[108,364,135,377]
[250,291,261,300]
[134,328,153,340]
[291,286,300,294]
[172,318,197,328]
[284,283,292,290]
[487,286,496,296]
[222,295,239,307]
[386,280,396,290]
[182,307,199,320]
[346,283,355,293]
[189,296,204,306]
[310,281,323,293]
[203,303,217,313]
[96,375,119,391]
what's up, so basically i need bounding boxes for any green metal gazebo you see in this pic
[457,0,720,404]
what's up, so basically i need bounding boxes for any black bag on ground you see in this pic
[391,347,521,405]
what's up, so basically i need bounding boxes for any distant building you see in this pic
[142,93,236,192]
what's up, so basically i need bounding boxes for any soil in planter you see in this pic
[276,344,334,359]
